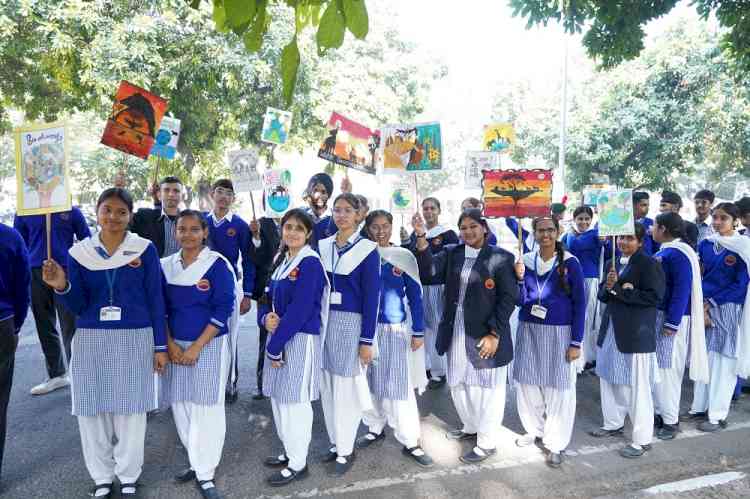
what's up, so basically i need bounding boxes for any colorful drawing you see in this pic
[263,168,293,218]
[596,189,635,237]
[229,149,262,192]
[582,184,612,207]
[150,116,181,160]
[381,122,442,174]
[318,112,379,175]
[14,122,71,215]
[483,123,515,153]
[465,151,497,189]
[481,169,552,218]
[101,80,168,160]
[390,178,415,215]
[261,107,292,145]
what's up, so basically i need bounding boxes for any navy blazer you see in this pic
[130,208,168,257]
[597,249,665,354]
[249,217,281,300]
[415,242,518,369]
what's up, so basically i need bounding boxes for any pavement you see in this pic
[3,305,750,498]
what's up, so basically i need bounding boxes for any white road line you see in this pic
[256,420,750,499]
[641,471,745,495]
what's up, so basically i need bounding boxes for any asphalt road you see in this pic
[3,306,750,499]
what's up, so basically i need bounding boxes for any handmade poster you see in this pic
[483,123,516,153]
[261,107,292,145]
[582,184,612,207]
[380,122,442,174]
[263,168,293,218]
[390,178,416,215]
[149,116,181,159]
[596,189,635,237]
[481,169,552,218]
[14,122,71,215]
[101,80,168,160]
[228,149,262,191]
[735,181,750,199]
[318,112,379,175]
[465,151,497,189]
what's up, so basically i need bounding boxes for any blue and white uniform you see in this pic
[318,232,380,459]
[56,232,165,488]
[363,246,427,450]
[514,251,586,454]
[258,245,328,473]
[161,247,238,484]
[505,217,536,254]
[637,217,657,256]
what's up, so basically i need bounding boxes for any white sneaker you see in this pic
[30,375,70,395]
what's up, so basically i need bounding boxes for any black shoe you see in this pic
[263,454,289,468]
[446,429,477,441]
[119,482,140,498]
[321,446,338,463]
[89,483,113,498]
[402,446,434,467]
[620,444,651,458]
[459,446,497,464]
[427,376,446,390]
[174,468,196,483]
[546,452,563,468]
[252,393,268,400]
[515,434,544,450]
[267,466,309,487]
[698,420,727,432]
[589,427,624,438]
[356,431,386,449]
[654,414,664,429]
[656,423,679,440]
[583,361,596,371]
[679,411,707,422]
[330,453,355,477]
[196,480,222,499]
[225,390,238,404]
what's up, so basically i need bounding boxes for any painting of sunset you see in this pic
[481,169,552,218]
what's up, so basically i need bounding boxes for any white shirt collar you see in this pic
[464,245,481,258]
[209,210,233,224]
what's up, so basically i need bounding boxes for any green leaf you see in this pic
[243,1,268,52]
[342,0,368,39]
[316,0,346,53]
[212,1,230,33]
[225,0,255,28]
[189,0,201,9]
[281,37,301,106]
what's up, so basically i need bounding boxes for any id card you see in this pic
[330,291,343,305]
[100,306,122,322]
[530,304,547,320]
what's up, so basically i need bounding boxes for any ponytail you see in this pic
[555,240,571,296]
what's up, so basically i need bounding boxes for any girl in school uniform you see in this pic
[651,213,709,440]
[258,208,329,486]
[160,210,239,499]
[413,209,518,464]
[513,216,586,468]
[686,202,750,432]
[562,206,607,368]
[460,198,497,245]
[356,210,433,466]
[42,188,167,499]
[318,194,380,476]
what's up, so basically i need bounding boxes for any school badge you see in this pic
[725,255,737,266]
[289,268,300,281]
[196,279,211,291]
[127,257,142,268]
[226,227,237,237]
[392,266,403,276]
[484,278,495,290]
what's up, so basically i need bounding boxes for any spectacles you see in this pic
[214,187,234,197]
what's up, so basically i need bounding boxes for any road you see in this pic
[3,306,750,498]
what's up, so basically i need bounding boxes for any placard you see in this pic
[465,151,497,189]
[481,169,552,218]
[261,107,292,145]
[228,149,262,191]
[263,168,293,218]
[381,122,442,174]
[150,116,181,159]
[483,123,515,153]
[596,189,635,236]
[318,112,379,175]
[390,178,416,215]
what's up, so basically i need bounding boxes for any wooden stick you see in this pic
[249,191,257,220]
[517,218,523,257]
[612,235,616,270]
[45,213,52,261]
[413,174,420,208]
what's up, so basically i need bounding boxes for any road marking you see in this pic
[641,471,745,495]
[256,421,750,499]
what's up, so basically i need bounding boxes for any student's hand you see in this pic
[566,346,581,363]
[264,312,280,333]
[240,296,252,315]
[149,182,160,204]
[271,360,284,368]
[181,343,202,366]
[154,352,169,373]
[341,177,352,193]
[41,259,68,291]
[359,345,373,366]
[605,269,618,290]
[411,213,426,236]
[662,327,676,337]
[514,261,525,281]
[249,219,260,237]
[400,226,410,244]
[477,335,499,359]
[411,337,424,351]
[167,339,184,364]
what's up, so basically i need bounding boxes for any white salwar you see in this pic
[516,381,576,454]
[653,317,690,425]
[320,372,372,456]
[690,351,738,424]
[452,371,508,450]
[78,413,147,486]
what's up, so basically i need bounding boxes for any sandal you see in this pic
[89,483,113,498]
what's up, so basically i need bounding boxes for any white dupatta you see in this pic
[707,234,750,377]
[69,232,150,270]
[659,240,709,383]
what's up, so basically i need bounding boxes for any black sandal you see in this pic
[89,483,113,498]
[119,482,139,497]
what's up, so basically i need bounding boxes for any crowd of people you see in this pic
[1,172,749,498]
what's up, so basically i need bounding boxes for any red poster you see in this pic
[482,169,553,218]
[318,112,379,175]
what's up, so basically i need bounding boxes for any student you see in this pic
[41,188,168,498]
[412,209,517,463]
[403,197,459,389]
[693,190,715,244]
[562,206,607,368]
[685,202,750,432]
[131,176,184,257]
[258,209,328,487]
[204,179,255,403]
[513,216,586,468]
[356,210,433,466]
[736,197,750,237]
[589,224,665,458]
[303,172,334,225]
[460,197,497,245]
[660,191,699,251]
[633,191,656,256]
[318,194,380,476]
[651,213,709,440]
[161,210,238,499]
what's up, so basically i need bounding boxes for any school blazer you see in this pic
[597,249,666,354]
[415,242,518,369]
[249,217,281,300]
[130,208,167,257]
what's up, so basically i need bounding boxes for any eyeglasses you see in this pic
[214,187,234,197]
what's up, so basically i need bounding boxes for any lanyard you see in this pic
[533,255,557,305]
[330,236,361,292]
[104,268,118,306]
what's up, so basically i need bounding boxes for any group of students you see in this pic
[1,171,750,498]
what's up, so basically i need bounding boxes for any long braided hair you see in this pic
[532,216,570,296]
[263,208,314,307]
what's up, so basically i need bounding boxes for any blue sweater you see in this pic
[562,228,605,279]
[655,247,692,330]
[58,243,167,351]
[405,228,460,254]
[518,256,587,346]
[637,217,658,256]
[0,225,31,330]
[14,207,91,268]
[164,259,235,342]
[699,239,749,307]
[205,213,255,296]
[378,260,425,335]
[505,217,535,253]
[259,255,326,360]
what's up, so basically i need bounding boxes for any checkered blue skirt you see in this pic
[263,332,321,404]
[422,284,445,332]
[654,310,689,369]
[596,320,632,385]
[323,310,364,377]
[159,335,226,408]
[706,302,743,358]
[513,321,575,390]
[367,322,410,401]
[70,327,157,417]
